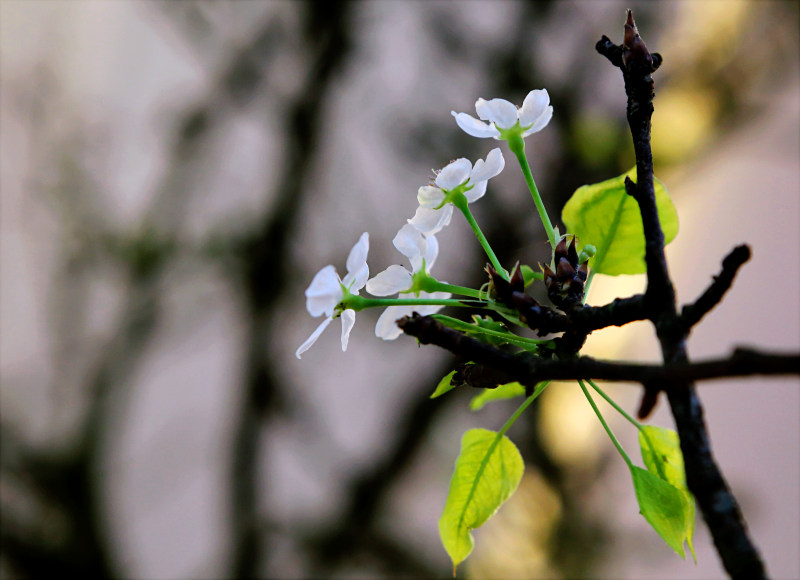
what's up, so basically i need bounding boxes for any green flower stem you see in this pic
[506,134,556,249]
[582,271,597,304]
[585,378,642,430]
[345,295,470,312]
[586,379,665,469]
[420,278,484,299]
[578,379,633,468]
[498,381,550,437]
[451,194,507,280]
[432,314,551,347]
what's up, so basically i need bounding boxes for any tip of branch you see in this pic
[624,9,638,45]
[621,9,661,73]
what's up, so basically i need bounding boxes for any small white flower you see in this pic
[374,291,451,340]
[296,232,369,359]
[408,148,505,235]
[451,89,553,140]
[366,224,450,340]
[367,224,438,296]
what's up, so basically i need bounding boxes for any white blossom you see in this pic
[366,224,438,296]
[451,89,552,140]
[366,224,451,340]
[296,232,369,358]
[408,148,504,235]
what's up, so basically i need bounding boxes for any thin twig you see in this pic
[681,244,752,330]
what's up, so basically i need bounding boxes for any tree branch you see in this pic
[399,313,799,386]
[680,244,752,331]
[597,11,767,578]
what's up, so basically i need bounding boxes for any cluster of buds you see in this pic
[485,264,562,337]
[542,237,591,310]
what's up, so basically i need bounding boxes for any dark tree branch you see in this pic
[681,244,752,331]
[399,313,799,387]
[597,11,767,579]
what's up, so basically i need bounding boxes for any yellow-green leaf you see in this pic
[630,465,692,558]
[469,382,526,411]
[562,168,679,275]
[639,426,696,560]
[431,370,458,399]
[439,428,524,574]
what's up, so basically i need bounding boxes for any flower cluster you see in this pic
[297,89,553,358]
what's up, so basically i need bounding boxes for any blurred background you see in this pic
[1,1,798,578]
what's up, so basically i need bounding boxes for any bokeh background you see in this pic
[1,1,798,578]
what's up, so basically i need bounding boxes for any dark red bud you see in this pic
[557,257,576,281]
[554,237,568,262]
[567,237,579,267]
[622,9,653,70]
[508,262,525,293]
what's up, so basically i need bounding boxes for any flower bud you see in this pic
[579,245,596,264]
[542,236,589,308]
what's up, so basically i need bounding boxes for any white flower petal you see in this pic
[366,265,413,296]
[518,89,550,127]
[295,316,333,358]
[422,234,439,271]
[522,105,553,137]
[342,232,370,290]
[474,98,491,120]
[375,305,411,340]
[340,309,356,351]
[451,111,499,139]
[408,205,453,235]
[469,148,505,183]
[345,232,369,273]
[435,158,472,190]
[417,185,445,208]
[464,179,487,203]
[477,98,518,129]
[393,223,425,264]
[305,265,343,317]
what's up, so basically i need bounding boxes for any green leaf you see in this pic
[630,465,692,558]
[439,428,525,574]
[469,382,526,411]
[561,168,679,275]
[431,370,458,399]
[639,426,697,560]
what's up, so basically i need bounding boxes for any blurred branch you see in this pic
[306,359,456,576]
[220,3,355,577]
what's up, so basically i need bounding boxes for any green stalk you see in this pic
[451,194,507,280]
[507,134,556,249]
[582,271,596,304]
[432,314,551,348]
[422,279,484,299]
[578,379,632,467]
[585,378,642,430]
[498,381,550,436]
[345,295,471,312]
